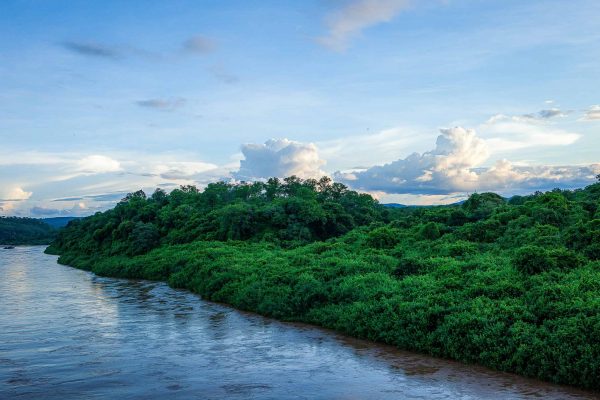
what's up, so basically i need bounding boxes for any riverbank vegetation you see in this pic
[46,177,600,390]
[0,217,57,245]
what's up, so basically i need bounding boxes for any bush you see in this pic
[513,246,554,274]
[129,222,160,255]
[462,192,505,219]
[513,246,583,274]
[366,226,400,249]
[393,257,428,278]
[551,248,583,270]
[441,240,478,257]
[420,222,441,240]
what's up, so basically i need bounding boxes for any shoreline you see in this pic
[49,245,600,396]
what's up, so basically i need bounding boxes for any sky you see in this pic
[1,0,599,216]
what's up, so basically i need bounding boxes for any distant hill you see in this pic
[384,201,467,208]
[383,203,407,208]
[41,217,80,229]
[0,217,56,245]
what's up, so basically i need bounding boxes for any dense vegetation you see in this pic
[47,176,600,390]
[0,217,57,245]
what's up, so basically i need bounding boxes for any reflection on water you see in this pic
[1,246,598,400]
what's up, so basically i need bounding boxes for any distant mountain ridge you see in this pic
[382,203,407,208]
[40,217,80,228]
[383,201,466,208]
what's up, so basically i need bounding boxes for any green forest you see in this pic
[0,217,57,245]
[46,176,600,390]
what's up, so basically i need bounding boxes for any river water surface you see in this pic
[1,246,598,399]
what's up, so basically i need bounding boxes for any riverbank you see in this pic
[48,237,600,392]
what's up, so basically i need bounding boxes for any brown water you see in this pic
[1,246,598,399]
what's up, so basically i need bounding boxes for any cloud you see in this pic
[582,105,600,121]
[76,155,121,174]
[0,202,15,214]
[47,155,121,182]
[317,126,429,171]
[233,139,326,181]
[0,148,229,216]
[30,206,61,216]
[487,108,569,124]
[183,35,216,54]
[52,192,129,202]
[136,98,186,111]
[151,161,219,180]
[481,113,580,152]
[537,108,567,119]
[61,41,160,61]
[62,41,121,59]
[479,161,600,193]
[518,108,568,120]
[209,64,239,84]
[319,0,412,51]
[0,186,32,201]
[29,202,89,217]
[373,192,468,206]
[335,127,598,195]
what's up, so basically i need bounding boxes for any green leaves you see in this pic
[513,246,583,275]
[366,226,400,249]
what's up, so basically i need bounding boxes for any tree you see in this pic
[129,222,160,255]
[367,226,400,249]
[420,222,441,240]
[462,192,505,219]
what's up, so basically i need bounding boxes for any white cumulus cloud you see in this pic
[335,127,598,195]
[233,139,326,181]
[0,186,32,201]
[582,105,600,121]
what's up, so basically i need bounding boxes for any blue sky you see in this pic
[1,0,599,216]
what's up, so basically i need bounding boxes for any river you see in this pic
[1,246,597,399]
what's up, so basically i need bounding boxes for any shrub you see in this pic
[129,222,160,255]
[393,257,428,278]
[420,222,441,240]
[513,246,554,274]
[513,246,583,274]
[441,240,478,257]
[366,226,400,249]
